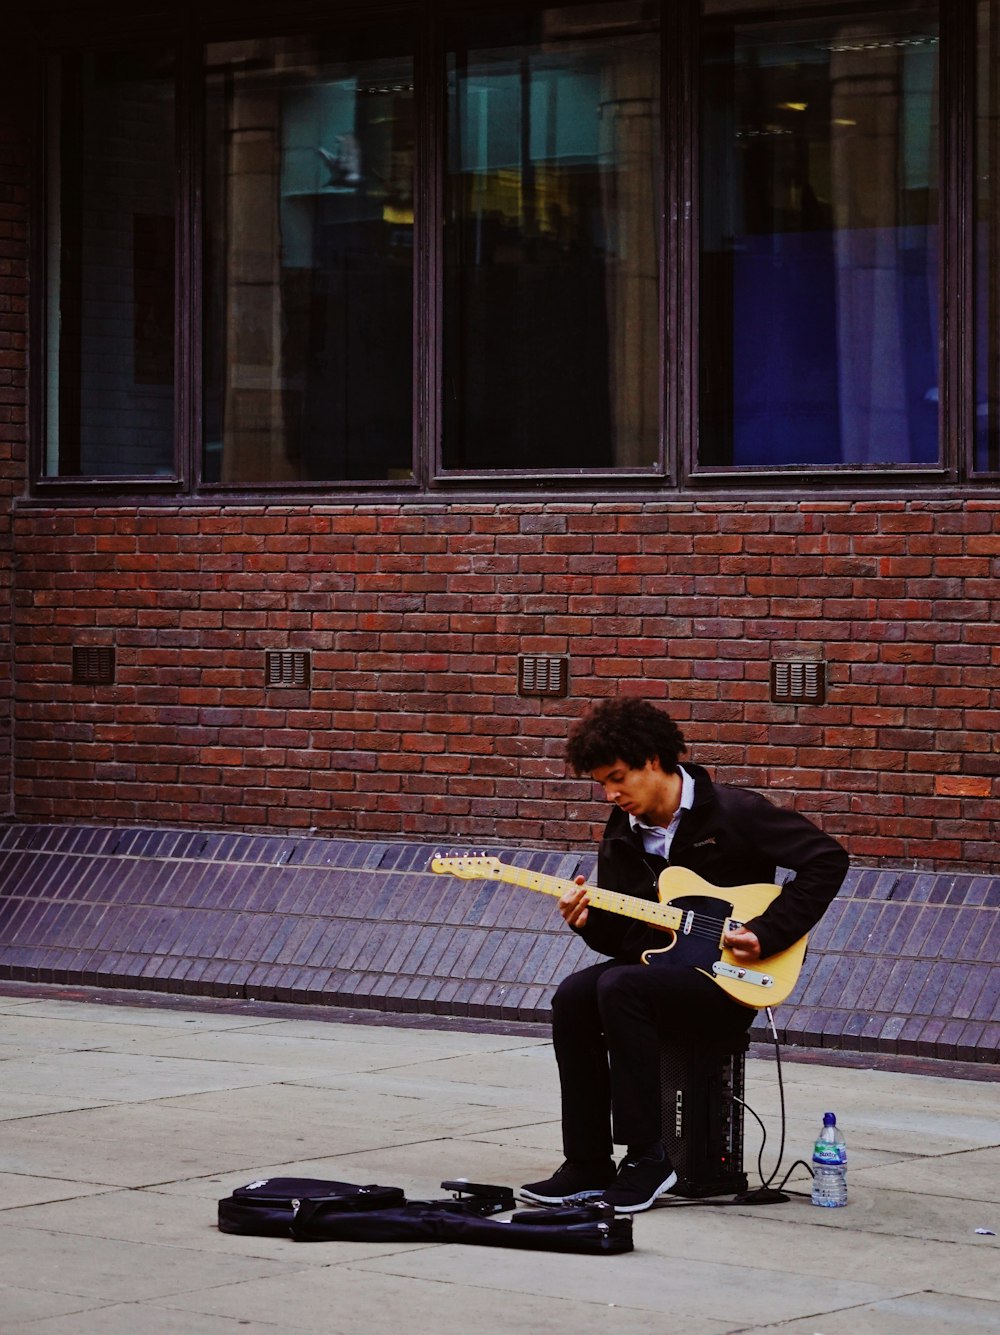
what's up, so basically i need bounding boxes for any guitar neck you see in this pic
[494,864,684,933]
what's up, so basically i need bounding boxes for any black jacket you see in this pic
[577,763,849,963]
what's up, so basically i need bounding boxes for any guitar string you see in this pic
[516,878,737,943]
[445,865,745,945]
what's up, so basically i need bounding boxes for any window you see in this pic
[977,0,1000,473]
[44,47,177,478]
[442,3,661,473]
[699,1,940,471]
[34,2,998,491]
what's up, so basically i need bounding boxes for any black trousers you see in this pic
[551,958,754,1162]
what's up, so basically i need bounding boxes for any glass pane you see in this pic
[976,0,999,471]
[203,32,414,484]
[700,2,940,468]
[443,3,661,471]
[45,49,176,477]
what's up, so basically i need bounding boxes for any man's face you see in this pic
[589,756,669,822]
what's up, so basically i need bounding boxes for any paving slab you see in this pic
[738,1291,1000,1334]
[0,1188,395,1265]
[4,1305,295,1335]
[153,1258,736,1335]
[0,1222,293,1304]
[0,1012,269,1054]
[128,1025,542,1078]
[1,1286,114,1330]
[855,1146,1000,1205]
[0,1174,113,1211]
[2,999,294,1030]
[0,1049,274,1105]
[355,1240,912,1326]
[635,1199,1000,1298]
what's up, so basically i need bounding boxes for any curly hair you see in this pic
[565,698,687,776]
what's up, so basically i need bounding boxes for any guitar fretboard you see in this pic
[491,864,684,934]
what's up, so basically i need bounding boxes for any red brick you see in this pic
[935,775,992,799]
[3,426,1000,878]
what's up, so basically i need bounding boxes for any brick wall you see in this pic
[11,499,1000,871]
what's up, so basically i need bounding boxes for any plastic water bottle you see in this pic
[810,1112,847,1207]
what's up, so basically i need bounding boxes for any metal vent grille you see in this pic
[518,655,569,698]
[265,650,311,688]
[72,646,115,686]
[771,660,826,705]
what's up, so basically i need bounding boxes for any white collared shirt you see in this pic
[628,764,695,861]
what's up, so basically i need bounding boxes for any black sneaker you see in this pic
[599,1153,678,1213]
[519,1159,616,1205]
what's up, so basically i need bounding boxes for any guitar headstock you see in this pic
[430,853,503,880]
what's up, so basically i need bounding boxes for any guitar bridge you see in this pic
[712,961,775,988]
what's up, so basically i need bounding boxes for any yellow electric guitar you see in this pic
[429,854,807,1009]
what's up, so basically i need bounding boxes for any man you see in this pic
[520,697,849,1213]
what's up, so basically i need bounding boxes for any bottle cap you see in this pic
[823,1112,836,1126]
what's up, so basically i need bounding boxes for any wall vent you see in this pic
[265,650,311,688]
[518,655,569,698]
[770,660,826,705]
[72,646,115,686]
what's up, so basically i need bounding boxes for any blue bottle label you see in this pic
[813,1145,846,1165]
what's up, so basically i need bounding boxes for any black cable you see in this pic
[733,1094,769,1185]
[773,1159,814,1197]
[759,1006,788,1189]
[733,1007,800,1203]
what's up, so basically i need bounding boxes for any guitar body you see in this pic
[429,854,808,1009]
[643,866,807,1009]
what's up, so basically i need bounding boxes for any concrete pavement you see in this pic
[0,984,998,1334]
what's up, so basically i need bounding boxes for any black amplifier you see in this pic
[658,1037,749,1198]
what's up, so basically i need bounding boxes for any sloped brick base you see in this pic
[0,825,996,1062]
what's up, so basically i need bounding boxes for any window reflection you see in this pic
[976,1,999,472]
[443,3,661,471]
[700,2,940,469]
[45,49,176,477]
[203,33,414,484]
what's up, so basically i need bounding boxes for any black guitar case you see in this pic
[219,1177,632,1254]
[218,1176,405,1236]
[291,1196,632,1254]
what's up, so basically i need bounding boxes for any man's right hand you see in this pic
[559,876,590,929]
